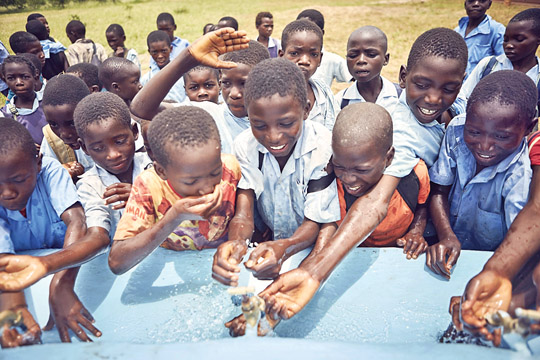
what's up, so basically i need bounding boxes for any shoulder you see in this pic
[221,153,242,179]
[302,121,332,152]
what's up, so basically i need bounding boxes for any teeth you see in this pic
[419,107,437,115]
[270,144,285,150]
[347,185,360,191]
[479,154,493,159]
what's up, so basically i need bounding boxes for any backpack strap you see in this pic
[6,102,18,121]
[480,56,498,80]
[396,168,420,213]
[42,124,77,164]
[258,151,264,171]
[340,98,350,110]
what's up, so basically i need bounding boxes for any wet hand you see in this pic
[426,235,461,279]
[224,313,279,337]
[212,240,247,286]
[188,28,249,69]
[244,241,287,280]
[103,183,132,210]
[0,307,41,348]
[173,184,223,220]
[0,255,47,291]
[63,161,84,178]
[397,231,428,260]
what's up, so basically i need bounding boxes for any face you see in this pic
[0,150,40,211]
[155,139,222,197]
[37,17,50,35]
[3,62,38,98]
[281,31,323,81]
[464,0,491,20]
[25,40,46,66]
[43,103,80,149]
[221,64,251,118]
[503,20,540,65]
[106,31,125,51]
[248,94,307,164]
[346,31,389,84]
[80,118,137,178]
[464,102,530,169]
[400,56,465,124]
[157,21,176,42]
[185,70,220,103]
[114,65,142,103]
[332,142,393,197]
[257,17,274,38]
[149,40,171,69]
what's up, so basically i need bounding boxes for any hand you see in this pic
[397,231,428,260]
[244,240,287,280]
[259,267,321,320]
[0,306,42,348]
[224,313,279,337]
[426,235,461,279]
[172,184,223,220]
[103,182,132,210]
[45,279,102,342]
[0,255,48,291]
[114,47,125,58]
[188,28,249,69]
[62,161,84,178]
[212,240,248,286]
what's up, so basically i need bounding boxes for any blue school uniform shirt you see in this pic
[221,103,250,141]
[234,120,340,240]
[0,40,8,93]
[384,90,446,178]
[455,14,505,78]
[141,65,186,104]
[0,157,79,254]
[334,75,400,114]
[149,36,190,70]
[429,115,531,251]
[307,78,340,131]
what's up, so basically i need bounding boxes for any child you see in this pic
[427,70,535,279]
[26,19,68,79]
[453,8,540,115]
[66,62,102,93]
[141,30,186,103]
[75,92,151,240]
[65,20,107,66]
[99,57,142,106]
[280,19,339,131]
[335,26,399,114]
[217,16,239,30]
[1,55,47,145]
[255,12,281,58]
[455,0,505,78]
[183,65,220,104]
[213,58,340,285]
[0,41,8,96]
[105,23,141,69]
[154,12,189,67]
[108,106,241,274]
[8,31,46,70]
[333,102,430,258]
[203,23,215,35]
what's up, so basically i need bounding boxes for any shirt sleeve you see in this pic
[0,215,15,254]
[40,136,58,160]
[42,158,80,217]
[428,125,457,186]
[77,175,112,234]
[234,132,265,198]
[384,117,421,178]
[502,160,532,230]
[529,132,540,166]
[492,24,506,56]
[452,56,490,115]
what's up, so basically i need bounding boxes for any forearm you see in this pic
[227,189,255,242]
[278,219,320,261]
[429,185,454,240]
[0,291,27,311]
[61,205,87,248]
[306,222,338,259]
[50,267,79,292]
[407,203,428,235]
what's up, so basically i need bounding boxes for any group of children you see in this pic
[1,2,540,347]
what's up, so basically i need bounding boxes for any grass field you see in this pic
[0,0,538,93]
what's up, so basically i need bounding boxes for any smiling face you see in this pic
[281,30,323,82]
[464,0,491,21]
[3,62,38,100]
[24,40,46,67]
[43,103,80,150]
[503,20,540,65]
[0,150,40,211]
[113,65,142,103]
[221,64,251,118]
[400,56,465,124]
[257,17,274,39]
[148,40,171,69]
[185,69,220,103]
[106,31,125,51]
[346,30,388,84]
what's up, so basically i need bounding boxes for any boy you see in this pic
[455,0,505,78]
[217,16,239,31]
[99,57,142,106]
[427,70,535,279]
[75,92,151,240]
[335,26,399,114]
[183,65,220,104]
[65,20,107,66]
[255,12,281,58]
[280,19,339,131]
[26,19,68,79]
[8,31,46,70]
[108,106,241,274]
[105,23,140,69]
[154,12,189,68]
[66,62,102,93]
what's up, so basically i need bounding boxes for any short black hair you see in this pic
[407,27,467,74]
[0,117,38,159]
[183,65,220,83]
[147,106,220,167]
[26,20,48,41]
[218,16,239,31]
[157,12,175,25]
[1,55,38,78]
[66,20,86,37]
[9,31,40,54]
[106,23,125,37]
[220,40,269,67]
[43,74,90,107]
[74,92,131,140]
[147,30,171,47]
[296,9,325,31]
[467,70,537,126]
[19,53,42,75]
[256,12,273,26]
[27,13,45,22]
[66,63,101,90]
[203,23,215,34]
[245,58,307,109]
[509,8,540,37]
[281,19,323,51]
[99,57,138,90]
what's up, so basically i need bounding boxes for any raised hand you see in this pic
[188,28,249,69]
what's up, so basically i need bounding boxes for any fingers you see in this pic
[446,249,460,270]
[449,296,463,331]
[43,314,55,331]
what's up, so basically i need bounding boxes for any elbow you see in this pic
[108,245,128,275]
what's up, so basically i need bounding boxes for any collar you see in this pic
[9,94,40,115]
[458,14,492,35]
[344,76,397,101]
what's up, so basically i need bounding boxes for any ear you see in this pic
[303,101,310,120]
[79,138,89,155]
[122,35,126,42]
[317,51,323,68]
[383,53,390,66]
[486,1,492,9]
[111,81,120,92]
[385,146,395,168]
[528,117,538,135]
[153,161,168,181]
[90,85,100,93]
[398,65,407,89]
[173,24,177,31]
[131,123,139,141]
[278,49,284,57]
[36,152,43,173]
[169,45,173,52]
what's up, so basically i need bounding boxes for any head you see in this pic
[27,13,50,35]
[147,30,172,69]
[19,53,43,79]
[65,20,86,43]
[74,92,137,179]
[203,23,215,35]
[465,70,537,169]
[504,8,540,66]
[98,57,141,104]
[400,28,467,124]
[0,117,41,211]
[8,31,46,67]
[66,63,101,93]
[1,55,39,99]
[105,23,126,51]
[42,74,90,150]
[464,0,491,21]
[256,12,274,39]
[219,40,270,117]
[183,65,220,103]
[296,9,325,32]
[217,16,239,31]
[26,19,48,41]
[156,12,176,42]
[346,26,389,84]
[148,106,222,197]
[245,58,308,164]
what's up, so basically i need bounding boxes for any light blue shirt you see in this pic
[429,115,531,251]
[0,157,79,253]
[141,66,186,104]
[149,36,189,70]
[384,91,446,178]
[455,14,505,78]
[335,75,400,114]
[0,41,10,92]
[307,77,340,131]
[312,48,350,87]
[235,120,340,239]
[222,103,250,141]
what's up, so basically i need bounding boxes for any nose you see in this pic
[198,180,216,196]
[424,88,442,105]
[106,147,122,161]
[341,171,357,185]
[59,127,74,142]
[15,76,24,85]
[478,135,495,152]
[229,85,242,99]
[266,126,282,145]
[357,53,367,65]
[298,53,310,66]
[198,88,208,98]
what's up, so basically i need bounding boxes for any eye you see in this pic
[466,128,480,136]
[288,51,298,56]
[443,87,458,94]
[414,82,428,90]
[366,52,378,58]
[221,80,231,87]
[115,137,127,145]
[204,83,215,89]
[189,85,199,91]
[49,121,58,128]
[210,170,222,177]
[253,124,267,131]
[280,122,294,128]
[91,145,104,152]
[183,179,197,186]
[346,52,358,59]
[495,134,510,140]
[311,52,319,58]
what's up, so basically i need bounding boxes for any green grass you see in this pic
[0,0,537,92]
